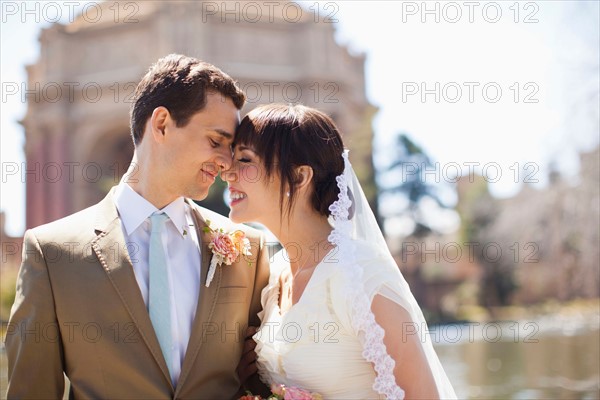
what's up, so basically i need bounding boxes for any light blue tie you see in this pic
[149,212,173,378]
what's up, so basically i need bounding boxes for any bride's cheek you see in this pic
[241,166,250,182]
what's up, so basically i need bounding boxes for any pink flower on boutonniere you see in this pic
[204,220,252,287]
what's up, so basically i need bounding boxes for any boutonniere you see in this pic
[203,220,252,287]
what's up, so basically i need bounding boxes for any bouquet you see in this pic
[240,383,323,400]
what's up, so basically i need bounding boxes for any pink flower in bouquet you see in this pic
[270,383,322,400]
[283,386,315,400]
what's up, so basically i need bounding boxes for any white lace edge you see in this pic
[327,151,405,400]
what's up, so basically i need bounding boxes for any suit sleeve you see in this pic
[4,230,65,399]
[247,232,270,328]
[239,232,271,397]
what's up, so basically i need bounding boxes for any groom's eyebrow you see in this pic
[213,129,234,141]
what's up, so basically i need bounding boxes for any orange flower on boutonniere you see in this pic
[203,220,252,287]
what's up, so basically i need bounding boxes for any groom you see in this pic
[5,54,269,399]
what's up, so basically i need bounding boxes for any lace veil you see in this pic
[327,150,457,399]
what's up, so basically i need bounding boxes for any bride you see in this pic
[226,104,456,399]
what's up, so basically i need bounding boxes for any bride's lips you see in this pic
[229,188,247,206]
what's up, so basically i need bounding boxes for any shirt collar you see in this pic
[161,197,187,237]
[113,181,188,237]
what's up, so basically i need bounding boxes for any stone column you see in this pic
[25,134,45,229]
[48,128,70,222]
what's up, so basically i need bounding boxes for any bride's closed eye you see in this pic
[234,146,257,163]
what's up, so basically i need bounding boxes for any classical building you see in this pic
[23,1,377,228]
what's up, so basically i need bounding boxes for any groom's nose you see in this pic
[215,148,233,172]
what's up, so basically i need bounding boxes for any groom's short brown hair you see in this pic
[130,54,246,145]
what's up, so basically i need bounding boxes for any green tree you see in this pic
[379,133,448,237]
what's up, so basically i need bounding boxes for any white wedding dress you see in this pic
[254,246,385,399]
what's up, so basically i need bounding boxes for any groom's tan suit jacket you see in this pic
[5,188,270,399]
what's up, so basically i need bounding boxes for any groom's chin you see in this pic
[187,188,209,202]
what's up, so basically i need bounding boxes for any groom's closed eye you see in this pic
[209,129,234,149]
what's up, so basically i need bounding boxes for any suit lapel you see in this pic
[91,189,173,390]
[176,201,222,392]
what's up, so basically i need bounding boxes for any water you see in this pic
[1,318,599,399]
[432,317,600,399]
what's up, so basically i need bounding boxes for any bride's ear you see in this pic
[294,165,314,191]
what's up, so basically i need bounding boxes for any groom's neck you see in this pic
[123,150,179,210]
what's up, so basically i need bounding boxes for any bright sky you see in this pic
[1,1,599,236]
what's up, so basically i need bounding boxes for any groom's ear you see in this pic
[294,165,314,191]
[150,106,170,143]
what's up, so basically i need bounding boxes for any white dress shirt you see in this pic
[113,181,201,386]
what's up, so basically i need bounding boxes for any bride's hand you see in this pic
[236,326,258,384]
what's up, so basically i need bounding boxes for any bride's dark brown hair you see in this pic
[235,104,345,218]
